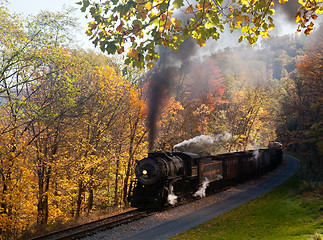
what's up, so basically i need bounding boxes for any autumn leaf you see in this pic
[185,5,193,13]
[165,18,172,29]
[79,0,322,69]
[173,0,184,8]
[175,27,183,32]
[171,17,180,27]
[117,46,124,54]
[160,13,167,21]
[197,2,212,11]
[260,30,270,38]
[116,23,123,33]
[145,2,153,10]
[279,0,288,4]
[147,62,154,69]
[197,38,206,46]
[159,26,164,33]
[127,48,139,58]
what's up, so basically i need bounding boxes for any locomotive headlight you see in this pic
[142,170,148,175]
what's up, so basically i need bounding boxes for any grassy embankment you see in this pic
[171,156,323,240]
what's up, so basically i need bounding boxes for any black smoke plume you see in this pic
[147,67,176,152]
[146,38,198,152]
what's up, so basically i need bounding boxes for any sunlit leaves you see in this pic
[296,0,323,35]
[79,0,321,69]
[185,5,193,13]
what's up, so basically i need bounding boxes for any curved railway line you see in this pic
[29,209,151,240]
[29,154,298,240]
[29,198,206,240]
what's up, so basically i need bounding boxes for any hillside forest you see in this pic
[0,5,322,240]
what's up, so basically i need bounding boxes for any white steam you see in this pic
[251,140,260,160]
[167,185,178,206]
[174,132,231,149]
[214,174,223,180]
[214,132,231,142]
[193,178,210,198]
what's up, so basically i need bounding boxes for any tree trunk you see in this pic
[113,159,119,207]
[87,168,94,214]
[75,179,84,219]
[37,165,51,225]
[0,173,8,214]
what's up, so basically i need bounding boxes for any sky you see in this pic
[7,0,97,50]
[6,0,317,55]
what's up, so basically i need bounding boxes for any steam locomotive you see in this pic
[128,142,283,209]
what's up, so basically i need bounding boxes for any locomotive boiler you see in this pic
[128,142,283,209]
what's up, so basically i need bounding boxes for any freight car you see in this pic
[128,142,282,209]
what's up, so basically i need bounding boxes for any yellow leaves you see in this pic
[304,21,314,35]
[147,62,154,69]
[197,38,206,46]
[194,104,210,116]
[149,12,159,19]
[185,5,193,13]
[235,16,243,28]
[171,17,180,28]
[240,0,249,5]
[165,18,172,29]
[279,0,288,4]
[197,2,212,11]
[145,1,153,10]
[159,26,164,33]
[260,30,270,38]
[158,16,181,33]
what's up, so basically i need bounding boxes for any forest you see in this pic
[0,3,322,239]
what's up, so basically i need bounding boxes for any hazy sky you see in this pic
[8,0,96,50]
[7,0,312,54]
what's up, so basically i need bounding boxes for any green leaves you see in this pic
[78,0,322,70]
[78,0,90,12]
[173,0,184,8]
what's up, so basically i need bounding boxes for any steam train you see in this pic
[128,142,283,209]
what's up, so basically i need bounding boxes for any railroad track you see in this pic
[30,209,150,240]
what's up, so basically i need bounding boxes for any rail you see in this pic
[30,209,150,240]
